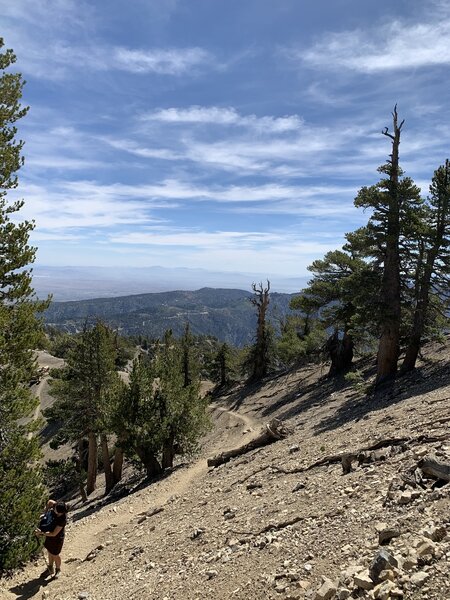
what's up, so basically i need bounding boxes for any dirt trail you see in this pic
[6,404,262,599]
[68,405,260,560]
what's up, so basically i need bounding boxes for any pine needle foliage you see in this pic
[0,39,48,572]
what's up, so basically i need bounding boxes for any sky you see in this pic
[3,0,450,286]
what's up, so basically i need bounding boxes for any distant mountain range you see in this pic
[32,265,308,301]
[44,287,298,346]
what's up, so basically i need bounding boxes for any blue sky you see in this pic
[4,0,450,283]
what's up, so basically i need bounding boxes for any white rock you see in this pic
[410,571,429,587]
[373,580,396,600]
[354,570,374,591]
[398,491,412,505]
[416,540,435,557]
[206,569,218,579]
[314,577,337,600]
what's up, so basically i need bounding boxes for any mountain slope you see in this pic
[4,338,450,600]
[44,288,296,346]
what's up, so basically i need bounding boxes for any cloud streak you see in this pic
[143,106,303,132]
[113,47,212,75]
[296,12,450,73]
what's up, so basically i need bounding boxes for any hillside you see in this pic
[43,288,296,346]
[4,340,450,600]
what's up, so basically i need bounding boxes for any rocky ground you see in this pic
[2,340,450,600]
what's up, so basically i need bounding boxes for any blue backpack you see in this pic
[39,509,55,533]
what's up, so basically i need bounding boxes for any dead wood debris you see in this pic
[207,419,290,468]
[233,433,450,487]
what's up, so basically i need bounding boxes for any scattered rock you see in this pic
[416,540,436,557]
[190,528,205,539]
[375,523,401,545]
[206,569,218,579]
[398,491,412,505]
[292,482,305,492]
[314,576,337,600]
[246,482,263,490]
[373,579,396,600]
[84,545,105,561]
[223,508,236,520]
[369,549,398,583]
[354,570,374,591]
[410,570,430,587]
[422,525,447,542]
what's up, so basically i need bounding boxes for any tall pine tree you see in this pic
[401,160,450,373]
[354,107,422,384]
[0,39,48,571]
[49,321,120,495]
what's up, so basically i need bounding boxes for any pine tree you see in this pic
[245,281,274,380]
[49,321,120,495]
[354,107,422,384]
[113,356,163,478]
[113,331,209,475]
[300,247,378,376]
[211,343,235,386]
[0,39,48,571]
[181,322,195,388]
[276,296,326,368]
[401,160,450,373]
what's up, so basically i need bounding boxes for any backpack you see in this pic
[39,509,55,533]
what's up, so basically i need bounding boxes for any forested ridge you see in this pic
[43,288,295,346]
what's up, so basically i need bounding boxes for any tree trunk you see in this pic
[101,434,114,494]
[207,419,289,467]
[376,107,403,386]
[401,161,448,374]
[251,281,271,381]
[326,330,354,377]
[86,431,98,495]
[220,348,227,386]
[135,446,163,478]
[77,439,88,502]
[112,445,124,485]
[400,306,427,374]
[162,431,175,470]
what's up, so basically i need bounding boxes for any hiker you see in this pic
[34,499,68,579]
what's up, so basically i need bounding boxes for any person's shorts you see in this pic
[44,537,64,556]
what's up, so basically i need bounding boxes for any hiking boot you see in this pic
[53,568,61,579]
[39,566,54,578]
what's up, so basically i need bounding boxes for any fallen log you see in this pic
[207,419,289,467]
[418,454,450,482]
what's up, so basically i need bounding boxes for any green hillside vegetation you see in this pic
[43,288,296,347]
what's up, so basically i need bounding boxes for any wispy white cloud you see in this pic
[113,47,212,75]
[11,42,214,79]
[143,106,303,132]
[14,177,357,238]
[108,228,340,276]
[16,181,164,230]
[111,229,281,248]
[2,0,91,28]
[295,11,450,73]
[101,137,181,161]
[5,0,213,78]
